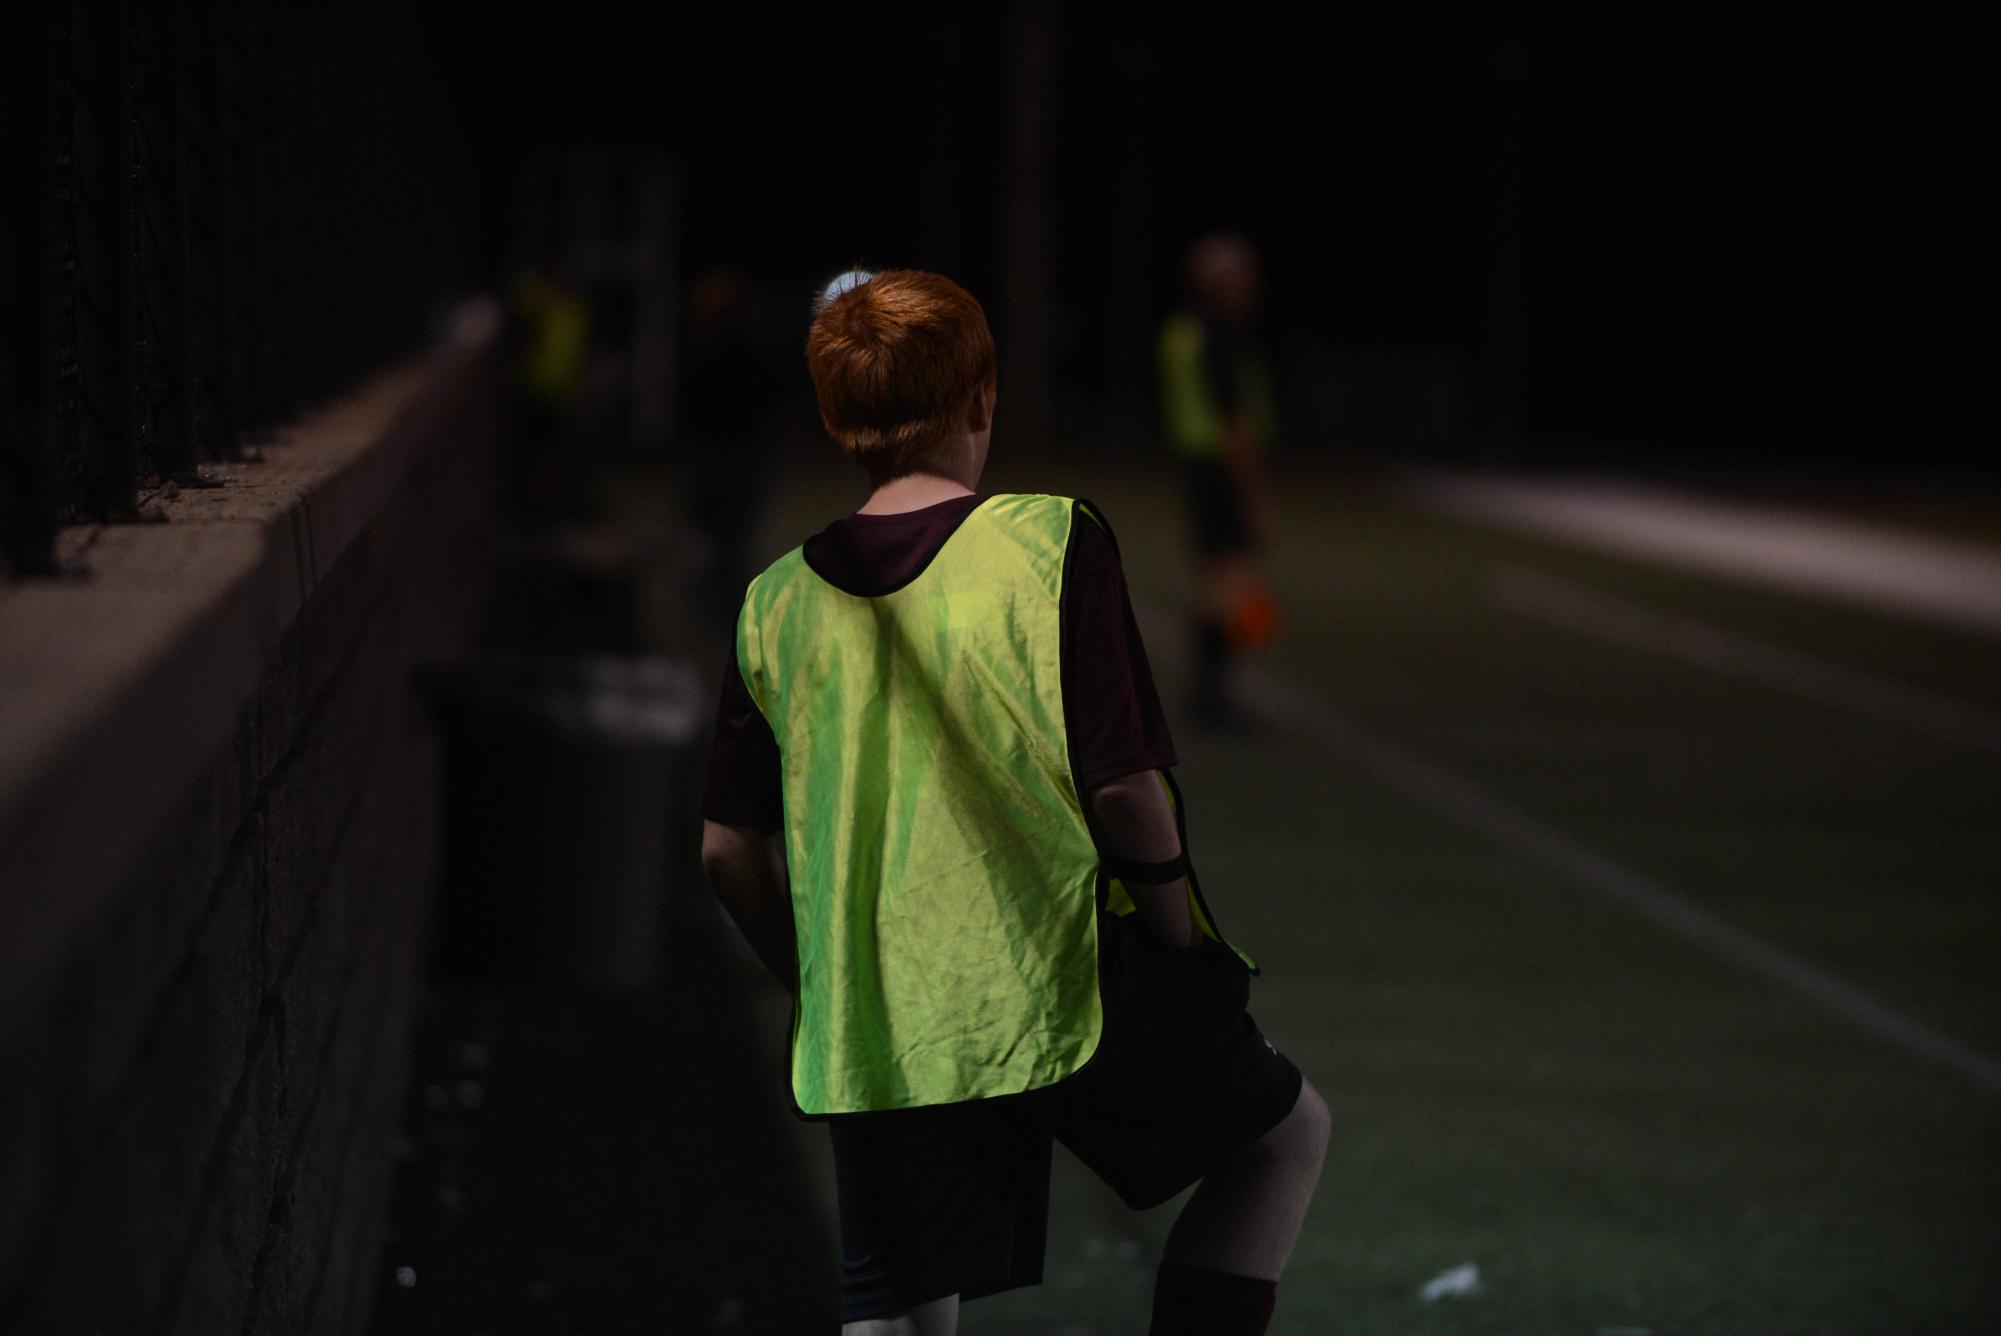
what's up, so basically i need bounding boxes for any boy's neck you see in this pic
[857,432,986,515]
[856,397,993,515]
[857,472,979,515]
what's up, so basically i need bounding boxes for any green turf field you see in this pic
[739,451,2001,1335]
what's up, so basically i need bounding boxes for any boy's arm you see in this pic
[1089,770,1199,948]
[701,819,799,991]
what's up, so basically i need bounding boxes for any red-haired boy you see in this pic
[701,268,1327,1336]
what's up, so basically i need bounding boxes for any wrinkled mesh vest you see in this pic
[739,494,1105,1115]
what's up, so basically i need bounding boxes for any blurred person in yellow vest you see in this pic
[512,272,589,409]
[502,272,592,526]
[1158,235,1278,725]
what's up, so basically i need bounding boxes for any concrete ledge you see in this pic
[0,329,493,1037]
[0,307,503,1334]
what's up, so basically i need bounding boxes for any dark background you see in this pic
[5,7,1995,1332]
[436,0,1992,472]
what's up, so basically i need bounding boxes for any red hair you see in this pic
[805,270,996,480]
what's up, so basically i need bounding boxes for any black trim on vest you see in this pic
[1158,766,1257,977]
[1067,497,1119,920]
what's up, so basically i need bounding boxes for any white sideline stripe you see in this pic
[1405,472,2001,639]
[1489,565,2001,756]
[1236,663,2001,1100]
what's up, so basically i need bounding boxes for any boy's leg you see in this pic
[1054,918,1325,1332]
[1161,1077,1330,1279]
[843,1293,960,1336]
[1145,1081,1328,1336]
[1186,459,1241,723]
[1191,596,1231,721]
[829,1103,1049,1329]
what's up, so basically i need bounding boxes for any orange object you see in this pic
[1226,583,1281,652]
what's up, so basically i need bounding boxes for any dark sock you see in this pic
[1148,1260,1278,1336]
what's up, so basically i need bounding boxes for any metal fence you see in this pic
[4,0,479,577]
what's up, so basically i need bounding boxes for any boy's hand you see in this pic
[701,820,799,992]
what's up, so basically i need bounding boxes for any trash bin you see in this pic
[421,651,702,990]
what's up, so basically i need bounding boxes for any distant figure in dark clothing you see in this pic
[683,266,782,629]
[1158,235,1278,724]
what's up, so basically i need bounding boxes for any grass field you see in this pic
[735,449,2001,1335]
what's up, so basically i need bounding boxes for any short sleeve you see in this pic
[1063,506,1178,791]
[701,649,784,831]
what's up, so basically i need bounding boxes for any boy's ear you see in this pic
[967,380,996,433]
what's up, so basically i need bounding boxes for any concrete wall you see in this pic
[0,332,501,1334]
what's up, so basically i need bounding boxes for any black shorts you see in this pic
[828,910,1304,1322]
[1186,457,1254,556]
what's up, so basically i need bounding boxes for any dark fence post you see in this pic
[7,0,477,576]
[2,1,57,574]
[197,0,246,460]
[129,1,196,487]
[257,0,300,428]
[63,0,139,524]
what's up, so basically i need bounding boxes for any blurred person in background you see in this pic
[504,271,596,528]
[683,265,784,629]
[1158,234,1279,725]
